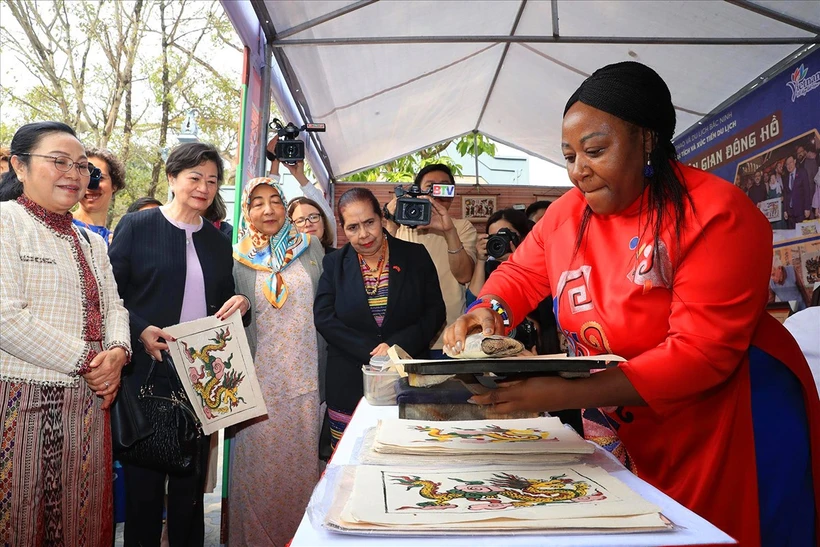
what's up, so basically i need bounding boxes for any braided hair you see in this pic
[564,62,693,259]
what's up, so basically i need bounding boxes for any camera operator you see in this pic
[468,208,560,354]
[383,164,477,358]
[265,135,337,246]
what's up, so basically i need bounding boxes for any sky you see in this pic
[495,142,572,187]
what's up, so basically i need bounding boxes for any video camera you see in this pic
[269,118,326,165]
[486,227,520,259]
[393,184,432,227]
[393,182,455,227]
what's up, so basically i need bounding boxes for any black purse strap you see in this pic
[142,350,185,393]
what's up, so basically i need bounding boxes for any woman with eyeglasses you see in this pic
[266,135,337,252]
[0,121,131,546]
[289,197,335,253]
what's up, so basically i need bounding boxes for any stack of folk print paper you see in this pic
[325,464,671,533]
[371,417,595,456]
[325,417,671,534]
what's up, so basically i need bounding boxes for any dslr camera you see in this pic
[486,227,520,259]
[87,162,102,190]
[509,318,539,352]
[393,184,433,227]
[269,118,326,165]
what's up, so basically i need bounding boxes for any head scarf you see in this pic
[233,177,309,308]
[564,61,676,143]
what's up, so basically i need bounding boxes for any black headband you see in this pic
[564,61,676,142]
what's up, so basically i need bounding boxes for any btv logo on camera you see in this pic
[432,184,455,198]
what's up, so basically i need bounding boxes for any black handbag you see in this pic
[117,351,203,474]
[110,377,154,453]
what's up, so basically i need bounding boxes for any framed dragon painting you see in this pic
[164,312,267,435]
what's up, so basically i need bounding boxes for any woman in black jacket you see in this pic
[314,188,445,447]
[109,143,248,547]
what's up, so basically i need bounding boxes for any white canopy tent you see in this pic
[226,0,819,187]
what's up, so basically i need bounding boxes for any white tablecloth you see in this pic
[292,400,736,546]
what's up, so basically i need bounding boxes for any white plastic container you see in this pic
[362,364,400,406]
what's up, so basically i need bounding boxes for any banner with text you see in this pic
[674,48,820,240]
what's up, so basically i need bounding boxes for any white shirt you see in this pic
[784,307,820,397]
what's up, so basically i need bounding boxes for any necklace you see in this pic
[359,241,388,297]
[162,207,203,245]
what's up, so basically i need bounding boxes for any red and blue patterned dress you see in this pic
[482,163,820,546]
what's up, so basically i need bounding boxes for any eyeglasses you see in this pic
[17,153,91,176]
[292,213,322,227]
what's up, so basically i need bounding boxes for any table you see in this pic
[291,400,736,546]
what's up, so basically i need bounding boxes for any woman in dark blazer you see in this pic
[314,188,445,447]
[109,143,248,547]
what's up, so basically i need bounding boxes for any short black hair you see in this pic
[525,200,552,220]
[414,163,455,186]
[165,142,223,184]
[0,121,78,202]
[337,187,381,227]
[485,208,532,238]
[126,196,163,214]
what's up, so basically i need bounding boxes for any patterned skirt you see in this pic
[327,407,353,451]
[0,380,113,546]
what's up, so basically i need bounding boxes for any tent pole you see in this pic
[474,132,480,188]
[277,0,379,40]
[273,36,820,46]
[723,0,820,35]
[475,0,527,130]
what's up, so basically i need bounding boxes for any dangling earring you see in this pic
[643,157,654,178]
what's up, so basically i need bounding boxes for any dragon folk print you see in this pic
[386,470,608,512]
[413,424,558,444]
[182,326,246,419]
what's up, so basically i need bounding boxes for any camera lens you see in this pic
[404,204,423,219]
[486,235,509,259]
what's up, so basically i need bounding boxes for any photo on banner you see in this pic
[675,49,819,230]
[770,234,820,313]
[732,129,819,236]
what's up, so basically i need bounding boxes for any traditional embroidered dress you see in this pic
[229,178,321,546]
[482,164,820,546]
[0,195,131,546]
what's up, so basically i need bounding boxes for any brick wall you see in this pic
[330,183,571,246]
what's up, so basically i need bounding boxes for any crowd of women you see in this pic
[0,122,445,545]
[1,60,818,547]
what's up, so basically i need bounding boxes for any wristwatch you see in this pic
[266,149,277,162]
[382,203,394,221]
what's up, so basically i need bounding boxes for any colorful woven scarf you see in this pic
[233,177,309,308]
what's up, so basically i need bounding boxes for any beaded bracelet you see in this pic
[466,297,511,328]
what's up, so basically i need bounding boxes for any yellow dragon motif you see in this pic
[392,472,602,511]
[414,424,556,443]
[182,327,245,418]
